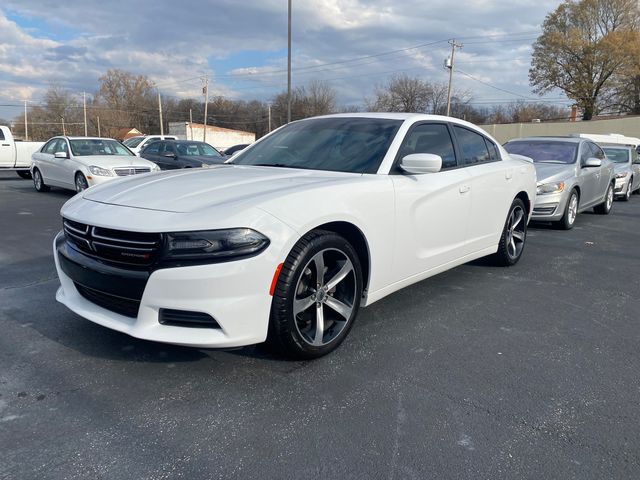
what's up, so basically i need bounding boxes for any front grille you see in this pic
[63,219,162,266]
[114,167,151,176]
[159,309,221,329]
[75,283,141,318]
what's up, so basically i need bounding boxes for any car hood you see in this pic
[76,155,156,167]
[613,163,630,174]
[81,165,361,213]
[534,163,575,184]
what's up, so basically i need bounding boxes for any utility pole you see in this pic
[287,0,292,123]
[203,77,209,142]
[445,39,462,117]
[24,100,28,141]
[158,91,164,135]
[97,116,101,137]
[61,117,66,136]
[268,104,272,132]
[83,92,88,136]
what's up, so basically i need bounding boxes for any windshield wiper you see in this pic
[250,163,307,169]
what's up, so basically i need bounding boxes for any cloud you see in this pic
[0,0,569,122]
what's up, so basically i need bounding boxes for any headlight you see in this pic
[164,228,269,261]
[615,172,629,179]
[88,165,114,176]
[201,163,210,168]
[151,164,161,172]
[536,181,565,195]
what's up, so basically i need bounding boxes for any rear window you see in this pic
[602,147,630,163]
[504,140,578,164]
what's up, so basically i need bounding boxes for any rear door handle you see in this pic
[459,185,470,194]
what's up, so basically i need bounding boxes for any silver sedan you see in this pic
[504,137,615,229]
[601,145,640,201]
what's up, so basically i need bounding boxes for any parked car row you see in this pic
[23,113,639,360]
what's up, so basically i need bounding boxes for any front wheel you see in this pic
[268,230,363,359]
[622,179,632,201]
[493,198,527,266]
[594,183,614,214]
[33,168,50,192]
[558,189,579,230]
[75,172,89,192]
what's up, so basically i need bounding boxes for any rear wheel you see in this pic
[594,183,614,214]
[493,198,527,266]
[559,189,579,230]
[268,230,363,359]
[16,170,31,179]
[33,168,50,192]
[75,172,89,192]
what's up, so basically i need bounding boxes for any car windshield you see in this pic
[123,137,145,148]
[70,139,134,156]
[503,140,578,164]
[602,147,630,163]
[231,117,403,173]
[176,142,223,157]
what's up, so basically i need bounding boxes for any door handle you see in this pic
[1,144,9,147]
[459,185,471,194]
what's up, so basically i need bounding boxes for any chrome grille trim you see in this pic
[114,167,151,176]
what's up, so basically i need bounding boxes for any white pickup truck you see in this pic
[0,126,45,178]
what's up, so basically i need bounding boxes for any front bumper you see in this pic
[531,190,568,221]
[53,231,276,348]
[614,177,630,196]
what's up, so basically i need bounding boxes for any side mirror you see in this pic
[54,151,69,159]
[583,157,602,168]
[400,153,442,174]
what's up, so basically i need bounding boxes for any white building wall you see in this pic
[168,122,255,151]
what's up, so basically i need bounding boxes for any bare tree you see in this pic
[530,0,640,120]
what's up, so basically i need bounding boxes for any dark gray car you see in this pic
[504,137,615,229]
[140,140,225,170]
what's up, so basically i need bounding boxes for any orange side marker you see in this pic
[269,263,284,296]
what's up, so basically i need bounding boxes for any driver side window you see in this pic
[43,139,59,154]
[397,123,457,170]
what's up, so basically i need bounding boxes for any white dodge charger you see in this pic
[53,114,536,358]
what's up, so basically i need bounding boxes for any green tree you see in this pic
[530,0,640,120]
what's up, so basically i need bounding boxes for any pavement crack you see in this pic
[1,276,58,291]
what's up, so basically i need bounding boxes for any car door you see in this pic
[0,129,13,166]
[391,122,472,281]
[37,139,62,185]
[451,125,513,253]
[577,142,600,208]
[161,143,181,169]
[632,149,640,191]
[140,141,165,169]
[49,138,74,187]
[591,143,611,198]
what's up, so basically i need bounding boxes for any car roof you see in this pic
[506,136,584,144]
[63,136,118,141]
[599,143,634,149]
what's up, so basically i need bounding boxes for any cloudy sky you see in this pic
[0,0,567,122]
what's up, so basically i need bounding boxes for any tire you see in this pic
[621,179,632,201]
[594,182,614,214]
[493,198,527,267]
[32,168,50,192]
[558,189,579,230]
[17,170,32,179]
[75,172,89,192]
[267,230,363,359]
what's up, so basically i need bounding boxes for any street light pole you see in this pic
[158,91,164,135]
[203,76,209,142]
[287,0,292,123]
[83,92,88,136]
[23,100,28,141]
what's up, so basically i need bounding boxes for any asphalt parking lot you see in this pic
[1,171,639,480]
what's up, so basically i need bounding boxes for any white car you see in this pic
[31,136,160,193]
[123,135,178,156]
[53,113,536,358]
